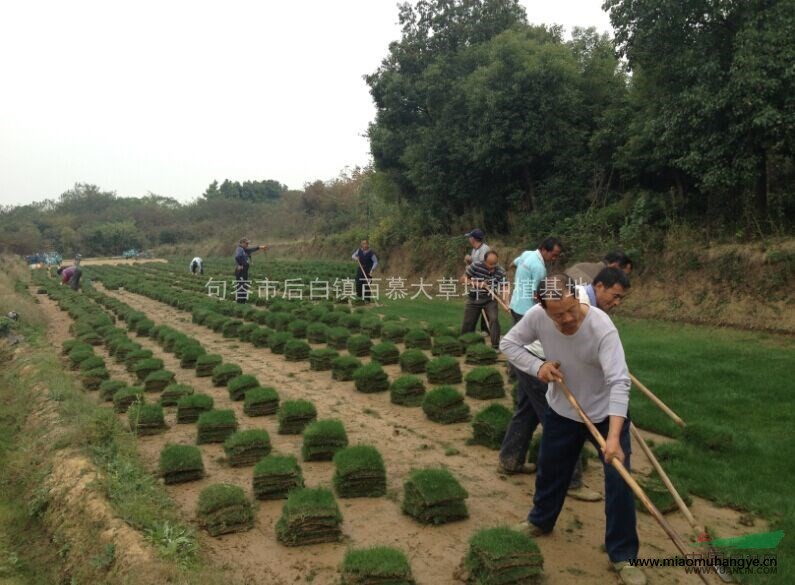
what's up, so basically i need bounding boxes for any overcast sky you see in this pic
[0,0,613,207]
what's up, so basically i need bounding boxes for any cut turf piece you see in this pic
[128,403,167,435]
[399,349,429,374]
[427,323,457,338]
[371,342,400,365]
[197,484,254,537]
[285,339,312,361]
[302,419,349,461]
[327,326,351,349]
[401,468,468,525]
[432,336,464,357]
[159,444,205,484]
[333,445,386,498]
[359,317,382,338]
[404,328,432,350]
[470,404,513,450]
[124,348,153,369]
[465,344,498,365]
[177,393,214,423]
[465,526,544,584]
[275,487,342,546]
[224,429,272,467]
[321,312,343,326]
[99,379,127,402]
[144,369,175,393]
[228,374,260,401]
[381,322,409,344]
[309,348,339,371]
[252,455,304,500]
[212,363,243,387]
[238,323,259,342]
[346,334,373,357]
[287,319,309,338]
[133,358,164,381]
[458,332,486,347]
[422,386,471,424]
[267,331,291,355]
[113,387,144,413]
[332,356,363,381]
[250,327,273,348]
[340,546,415,585]
[62,339,90,355]
[278,399,317,434]
[179,345,206,368]
[67,348,95,369]
[426,356,463,384]
[243,386,280,416]
[390,375,427,407]
[353,363,390,394]
[160,383,194,407]
[464,367,505,399]
[81,367,109,391]
[79,355,106,372]
[306,323,330,344]
[682,422,734,453]
[635,474,692,515]
[196,409,238,444]
[341,314,363,330]
[196,354,223,377]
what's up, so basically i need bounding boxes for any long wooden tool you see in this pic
[354,256,380,307]
[483,283,512,313]
[480,309,492,335]
[551,371,711,585]
[630,373,686,428]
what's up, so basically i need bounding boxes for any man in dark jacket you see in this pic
[234,238,267,303]
[352,239,379,301]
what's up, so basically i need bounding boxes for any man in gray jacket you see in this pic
[500,273,644,585]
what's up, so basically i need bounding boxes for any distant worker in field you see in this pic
[501,274,644,585]
[566,250,632,286]
[352,239,378,302]
[464,228,490,265]
[74,253,82,266]
[575,267,631,314]
[190,256,204,275]
[461,250,510,349]
[57,264,82,291]
[234,238,267,303]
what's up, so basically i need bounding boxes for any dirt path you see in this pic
[41,288,761,585]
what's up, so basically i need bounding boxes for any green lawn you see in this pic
[373,295,793,584]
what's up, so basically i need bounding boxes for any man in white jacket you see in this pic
[500,273,644,585]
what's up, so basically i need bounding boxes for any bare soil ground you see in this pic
[38,287,765,585]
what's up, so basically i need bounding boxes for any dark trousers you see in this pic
[355,270,372,301]
[235,269,249,303]
[461,296,499,348]
[68,267,82,290]
[500,369,585,488]
[530,407,639,563]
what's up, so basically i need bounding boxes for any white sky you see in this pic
[0,0,612,206]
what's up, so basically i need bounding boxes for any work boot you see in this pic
[612,561,647,585]
[516,520,551,538]
[567,485,603,502]
[498,462,537,475]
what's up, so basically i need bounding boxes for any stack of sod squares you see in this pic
[224,429,272,466]
[402,468,468,524]
[399,349,429,374]
[197,484,254,537]
[179,345,205,368]
[196,409,238,444]
[176,393,213,423]
[464,367,505,399]
[464,527,544,584]
[113,387,144,413]
[159,444,204,484]
[353,364,390,393]
[426,356,462,384]
[195,354,222,377]
[285,339,312,361]
[144,369,175,393]
[243,386,280,416]
[275,487,343,546]
[128,403,166,435]
[227,374,260,401]
[370,342,400,365]
[99,379,126,402]
[212,363,243,386]
[340,547,416,585]
[422,386,471,424]
[431,336,464,357]
[333,445,386,498]
[404,328,432,350]
[465,344,498,365]
[278,400,317,434]
[389,375,426,407]
[309,348,339,371]
[332,356,363,381]
[458,332,485,348]
[160,383,194,407]
[252,455,304,500]
[471,404,513,450]
[302,419,348,461]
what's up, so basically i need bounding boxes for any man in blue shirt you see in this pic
[234,238,268,303]
[509,237,562,323]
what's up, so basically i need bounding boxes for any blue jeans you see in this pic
[499,369,584,488]
[529,407,639,563]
